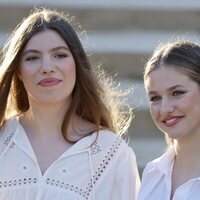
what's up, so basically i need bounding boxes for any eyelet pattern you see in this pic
[45,137,123,199]
[46,178,87,197]
[0,178,38,188]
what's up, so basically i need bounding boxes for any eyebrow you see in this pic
[22,46,70,56]
[148,85,184,95]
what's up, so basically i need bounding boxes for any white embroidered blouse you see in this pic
[0,118,140,200]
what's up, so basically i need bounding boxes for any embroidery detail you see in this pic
[9,141,16,149]
[45,137,123,200]
[3,133,14,146]
[90,142,102,155]
[85,137,123,197]
[3,133,15,149]
[0,178,38,188]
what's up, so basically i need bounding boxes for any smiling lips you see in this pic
[38,78,61,87]
[162,116,183,127]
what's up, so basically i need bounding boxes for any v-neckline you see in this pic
[13,120,97,176]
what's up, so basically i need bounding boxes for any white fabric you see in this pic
[138,146,200,200]
[0,117,140,200]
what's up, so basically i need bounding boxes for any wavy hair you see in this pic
[0,8,133,142]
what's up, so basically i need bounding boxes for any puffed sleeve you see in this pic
[110,146,141,200]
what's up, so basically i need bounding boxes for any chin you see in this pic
[166,132,183,140]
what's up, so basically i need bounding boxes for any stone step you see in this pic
[1,0,200,10]
[113,79,161,138]
[66,9,200,32]
[1,1,200,32]
[86,30,200,78]
[114,79,162,137]
[129,137,166,175]
[130,110,162,138]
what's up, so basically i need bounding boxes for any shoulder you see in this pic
[90,129,136,161]
[96,129,131,150]
[138,148,175,199]
[90,129,138,171]
[91,130,140,191]
[142,147,175,178]
[96,129,121,145]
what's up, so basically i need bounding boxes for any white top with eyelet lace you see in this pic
[0,118,140,200]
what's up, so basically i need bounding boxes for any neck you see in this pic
[174,132,200,165]
[21,100,69,135]
[171,133,200,197]
[20,99,96,141]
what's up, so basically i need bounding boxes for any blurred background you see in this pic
[1,0,200,176]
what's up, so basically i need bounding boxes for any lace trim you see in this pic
[46,137,123,199]
[87,137,123,193]
[0,137,123,199]
[46,178,90,198]
[0,178,38,188]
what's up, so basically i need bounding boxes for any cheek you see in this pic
[69,65,76,76]
[64,63,76,80]
[178,95,196,112]
[20,66,37,79]
[20,72,31,84]
[150,105,160,121]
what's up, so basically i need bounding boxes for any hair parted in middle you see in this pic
[0,7,133,142]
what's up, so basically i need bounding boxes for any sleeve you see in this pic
[110,146,141,200]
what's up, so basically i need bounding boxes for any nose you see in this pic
[160,97,174,115]
[40,55,55,74]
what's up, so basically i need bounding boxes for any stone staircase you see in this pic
[1,0,200,174]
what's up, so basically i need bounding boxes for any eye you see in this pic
[172,90,185,96]
[54,53,68,59]
[149,95,161,103]
[25,55,40,62]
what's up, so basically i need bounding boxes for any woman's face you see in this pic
[18,29,76,107]
[145,66,200,141]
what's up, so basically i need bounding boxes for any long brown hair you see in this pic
[0,8,132,142]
